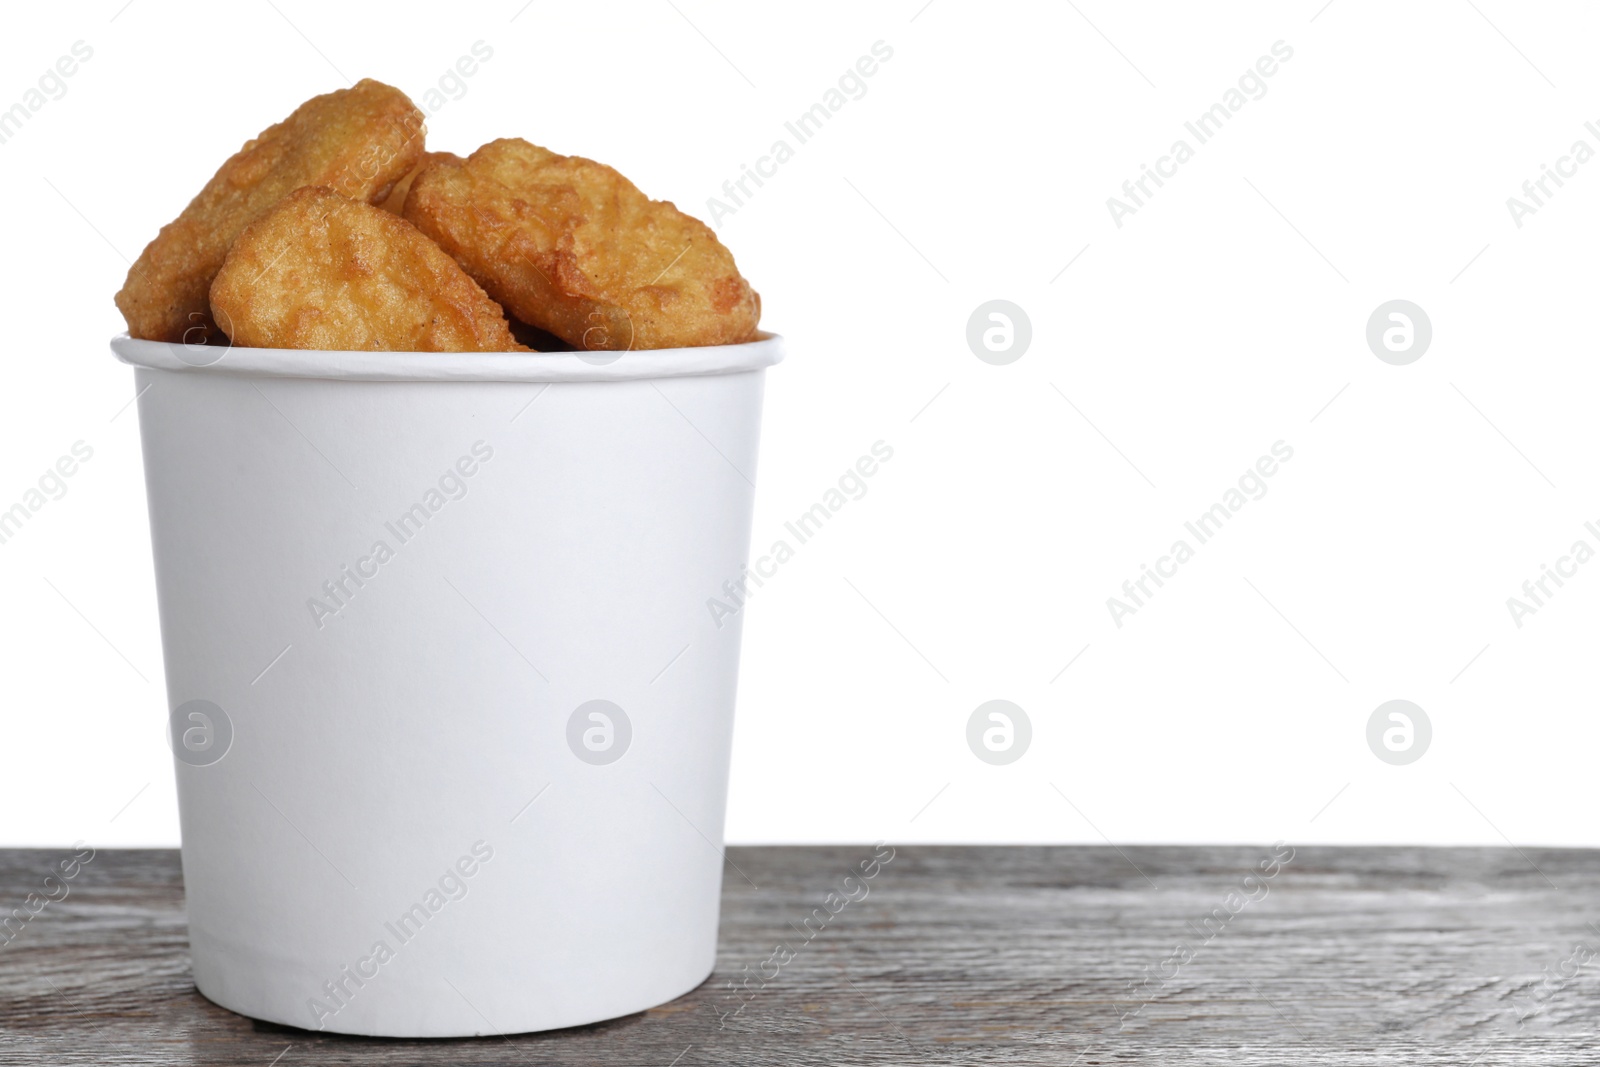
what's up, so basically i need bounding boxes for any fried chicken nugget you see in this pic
[115,79,426,344]
[209,187,525,353]
[378,151,463,216]
[404,139,760,350]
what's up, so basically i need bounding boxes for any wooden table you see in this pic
[2,846,1596,1064]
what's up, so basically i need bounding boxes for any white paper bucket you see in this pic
[111,333,782,1037]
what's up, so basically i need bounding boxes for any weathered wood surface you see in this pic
[2,846,1597,1064]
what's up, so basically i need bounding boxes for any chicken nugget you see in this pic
[404,138,759,351]
[115,79,426,344]
[378,151,463,216]
[209,187,525,353]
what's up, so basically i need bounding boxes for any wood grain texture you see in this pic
[1,846,1597,1064]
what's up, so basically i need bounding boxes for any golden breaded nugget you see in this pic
[209,187,525,353]
[404,138,760,350]
[378,151,463,216]
[115,79,425,344]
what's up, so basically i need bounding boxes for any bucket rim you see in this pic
[111,331,783,382]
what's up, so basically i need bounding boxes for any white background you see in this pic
[2,0,1597,848]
